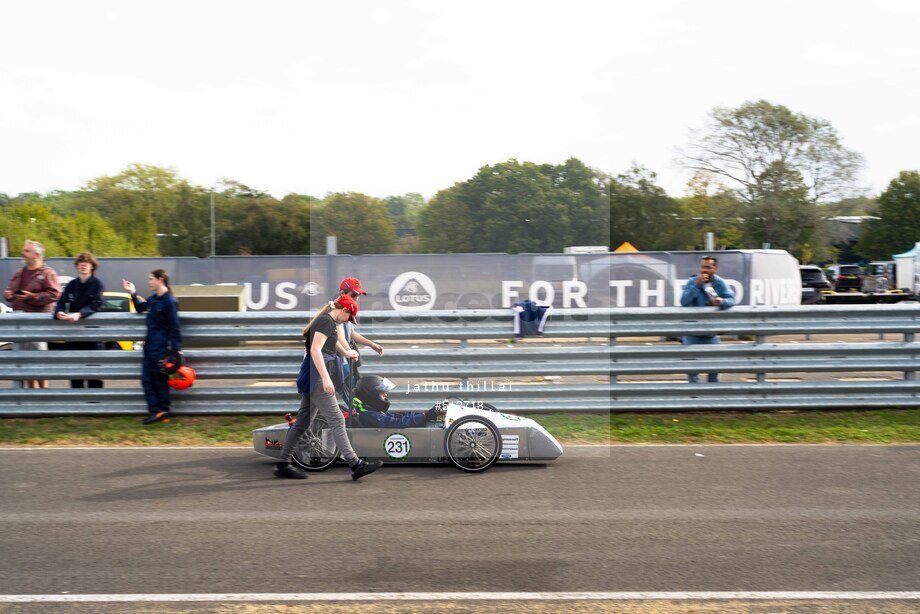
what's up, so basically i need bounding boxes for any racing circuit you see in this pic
[1,444,918,611]
[1,291,919,610]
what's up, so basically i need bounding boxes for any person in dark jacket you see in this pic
[122,269,182,424]
[53,252,105,388]
[352,375,441,428]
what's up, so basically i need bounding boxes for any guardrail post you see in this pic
[906,332,916,381]
[755,334,766,383]
[609,334,617,384]
[11,343,24,389]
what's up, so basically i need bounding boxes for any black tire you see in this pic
[444,415,502,473]
[291,411,339,472]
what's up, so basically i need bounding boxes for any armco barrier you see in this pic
[0,305,918,416]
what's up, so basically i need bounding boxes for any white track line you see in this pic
[1,592,919,603]
[0,443,913,451]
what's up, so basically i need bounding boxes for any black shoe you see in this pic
[141,411,170,425]
[351,459,382,481]
[274,462,308,479]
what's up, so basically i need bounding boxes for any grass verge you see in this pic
[0,409,918,446]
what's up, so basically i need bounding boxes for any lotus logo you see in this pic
[389,271,437,311]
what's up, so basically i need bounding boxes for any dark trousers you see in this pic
[141,356,171,414]
[63,341,104,389]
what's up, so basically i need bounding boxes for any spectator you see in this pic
[680,255,736,383]
[53,252,105,388]
[3,240,61,388]
[122,270,182,424]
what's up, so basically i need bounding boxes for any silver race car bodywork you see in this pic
[253,401,564,473]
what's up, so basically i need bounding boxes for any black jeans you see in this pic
[63,341,104,389]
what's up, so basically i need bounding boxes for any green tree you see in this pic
[47,210,135,256]
[683,100,864,205]
[609,165,693,251]
[540,158,610,246]
[0,203,58,254]
[475,160,572,253]
[418,186,478,253]
[678,173,745,250]
[218,198,312,255]
[743,161,817,259]
[418,158,607,253]
[0,204,132,257]
[313,193,395,255]
[383,193,426,231]
[74,164,196,255]
[856,171,920,260]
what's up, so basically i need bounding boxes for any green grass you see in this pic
[1,410,918,446]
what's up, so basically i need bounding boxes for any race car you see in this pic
[252,398,564,473]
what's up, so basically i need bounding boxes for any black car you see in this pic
[828,264,864,292]
[799,265,832,304]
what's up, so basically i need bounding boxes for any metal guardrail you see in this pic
[0,305,918,416]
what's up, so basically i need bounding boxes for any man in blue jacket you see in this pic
[680,255,736,383]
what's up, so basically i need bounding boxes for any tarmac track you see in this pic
[0,445,918,612]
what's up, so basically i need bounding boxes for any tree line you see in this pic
[0,100,917,262]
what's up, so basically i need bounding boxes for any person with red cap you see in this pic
[273,294,382,480]
[336,277,384,360]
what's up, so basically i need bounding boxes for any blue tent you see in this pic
[892,245,917,259]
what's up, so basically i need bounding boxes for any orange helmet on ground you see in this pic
[168,365,196,390]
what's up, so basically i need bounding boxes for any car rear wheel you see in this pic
[291,412,339,471]
[444,415,502,473]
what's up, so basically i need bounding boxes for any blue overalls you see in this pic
[133,291,182,416]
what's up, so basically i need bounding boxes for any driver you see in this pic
[353,376,442,428]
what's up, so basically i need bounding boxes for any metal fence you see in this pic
[0,305,918,417]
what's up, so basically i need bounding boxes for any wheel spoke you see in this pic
[446,418,501,471]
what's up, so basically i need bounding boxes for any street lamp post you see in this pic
[210,190,216,257]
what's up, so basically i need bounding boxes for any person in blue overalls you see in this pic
[122,269,182,424]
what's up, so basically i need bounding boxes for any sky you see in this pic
[1,0,919,201]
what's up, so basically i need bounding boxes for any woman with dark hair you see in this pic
[54,252,104,388]
[273,295,382,480]
[122,269,182,424]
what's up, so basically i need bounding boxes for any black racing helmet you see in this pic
[158,351,185,375]
[353,375,396,412]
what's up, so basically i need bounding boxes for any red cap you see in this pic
[340,277,366,295]
[337,295,359,323]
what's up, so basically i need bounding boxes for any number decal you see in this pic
[384,433,411,459]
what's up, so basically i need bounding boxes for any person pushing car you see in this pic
[273,295,382,480]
